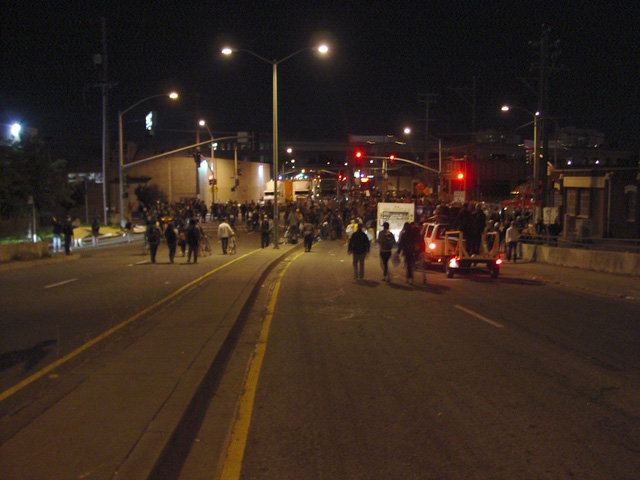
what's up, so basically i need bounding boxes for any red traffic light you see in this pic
[355,151,362,158]
[457,172,464,180]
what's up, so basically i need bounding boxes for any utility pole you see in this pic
[449,76,477,139]
[418,93,438,192]
[97,18,115,225]
[418,93,437,153]
[531,24,562,221]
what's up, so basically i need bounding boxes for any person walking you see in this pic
[505,221,520,262]
[52,216,62,253]
[62,216,74,255]
[91,216,100,248]
[146,222,162,263]
[397,222,419,284]
[260,214,271,248]
[124,219,133,243]
[218,217,235,254]
[377,221,396,281]
[302,220,315,252]
[178,222,187,257]
[164,221,177,263]
[347,223,370,280]
[186,218,201,263]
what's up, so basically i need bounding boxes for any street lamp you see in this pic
[199,120,216,203]
[404,125,441,195]
[118,92,178,227]
[221,43,329,248]
[501,105,541,219]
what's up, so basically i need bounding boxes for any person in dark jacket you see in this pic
[164,222,177,263]
[260,215,271,248]
[454,203,474,255]
[91,216,100,248]
[146,222,162,263]
[186,218,201,263]
[62,216,74,255]
[397,222,421,284]
[302,220,315,252]
[377,221,396,281]
[347,223,370,280]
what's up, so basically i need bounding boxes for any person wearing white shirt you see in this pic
[217,218,235,254]
[505,222,520,262]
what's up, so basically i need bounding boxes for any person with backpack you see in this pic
[377,221,396,282]
[145,222,162,264]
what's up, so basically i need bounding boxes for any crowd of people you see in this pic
[75,193,540,274]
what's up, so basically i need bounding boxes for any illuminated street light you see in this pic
[404,125,441,196]
[221,43,329,248]
[118,92,178,227]
[501,104,542,220]
[199,119,217,202]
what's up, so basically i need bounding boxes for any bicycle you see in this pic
[227,235,237,255]
[200,234,212,257]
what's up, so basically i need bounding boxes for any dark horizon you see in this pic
[2,2,638,164]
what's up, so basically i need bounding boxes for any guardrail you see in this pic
[520,234,640,254]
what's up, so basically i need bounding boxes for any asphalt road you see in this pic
[183,238,640,480]
[0,224,241,402]
[2,230,640,479]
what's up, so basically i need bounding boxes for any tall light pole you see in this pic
[199,120,216,203]
[221,44,329,248]
[404,126,442,195]
[501,105,540,218]
[118,92,178,227]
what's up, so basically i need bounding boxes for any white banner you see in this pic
[377,202,415,238]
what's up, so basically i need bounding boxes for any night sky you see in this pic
[2,1,639,166]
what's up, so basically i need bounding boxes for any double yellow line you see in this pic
[218,250,305,480]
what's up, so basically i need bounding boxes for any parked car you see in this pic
[421,222,454,266]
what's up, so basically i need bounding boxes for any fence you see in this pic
[520,234,640,254]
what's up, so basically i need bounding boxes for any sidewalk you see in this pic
[0,240,302,480]
[500,260,640,303]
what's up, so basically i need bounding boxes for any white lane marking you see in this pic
[44,278,78,289]
[454,304,504,328]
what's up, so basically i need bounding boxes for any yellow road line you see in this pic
[0,249,261,403]
[219,250,304,480]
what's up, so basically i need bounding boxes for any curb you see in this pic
[115,242,303,480]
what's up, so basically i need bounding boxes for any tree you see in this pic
[0,138,73,219]
[134,183,167,210]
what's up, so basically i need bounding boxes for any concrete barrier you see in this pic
[0,241,50,263]
[520,243,640,276]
